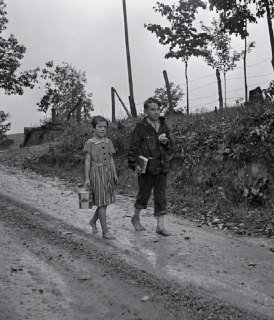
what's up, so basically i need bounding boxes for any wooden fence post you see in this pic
[163,70,173,111]
[113,89,131,118]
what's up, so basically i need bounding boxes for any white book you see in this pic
[137,155,149,173]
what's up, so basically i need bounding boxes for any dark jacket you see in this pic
[128,116,173,175]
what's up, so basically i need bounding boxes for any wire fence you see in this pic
[119,57,273,114]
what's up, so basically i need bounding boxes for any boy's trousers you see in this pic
[134,173,167,216]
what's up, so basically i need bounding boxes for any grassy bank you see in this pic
[2,102,274,236]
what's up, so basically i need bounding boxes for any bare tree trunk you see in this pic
[224,71,227,107]
[216,68,223,110]
[265,0,274,71]
[244,32,248,103]
[185,60,189,114]
[77,103,81,124]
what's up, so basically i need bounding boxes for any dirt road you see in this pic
[0,164,274,320]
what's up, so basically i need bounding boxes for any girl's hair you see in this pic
[144,97,161,110]
[91,116,109,128]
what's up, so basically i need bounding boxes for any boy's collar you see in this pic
[143,116,165,124]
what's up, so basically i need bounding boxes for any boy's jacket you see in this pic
[128,116,173,175]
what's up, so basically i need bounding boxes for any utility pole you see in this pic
[111,87,116,122]
[122,0,137,118]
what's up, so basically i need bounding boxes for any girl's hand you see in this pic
[114,174,119,185]
[84,179,91,190]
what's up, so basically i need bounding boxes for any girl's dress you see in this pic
[84,137,116,207]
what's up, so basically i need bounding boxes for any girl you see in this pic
[84,116,118,239]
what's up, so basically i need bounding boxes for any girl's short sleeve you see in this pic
[109,140,116,154]
[83,140,91,153]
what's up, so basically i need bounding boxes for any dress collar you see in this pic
[89,137,109,145]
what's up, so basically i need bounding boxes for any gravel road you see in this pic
[0,164,273,320]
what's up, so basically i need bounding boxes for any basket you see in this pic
[78,190,94,209]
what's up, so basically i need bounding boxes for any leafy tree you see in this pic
[0,0,38,140]
[153,82,184,113]
[145,0,209,114]
[209,0,274,72]
[0,110,10,141]
[37,61,94,125]
[202,19,241,109]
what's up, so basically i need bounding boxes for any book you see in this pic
[137,155,149,174]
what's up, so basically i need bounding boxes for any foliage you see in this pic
[145,0,210,113]
[0,0,38,95]
[201,19,241,108]
[153,82,184,113]
[0,0,38,139]
[209,0,274,71]
[202,19,241,73]
[145,0,209,63]
[0,110,11,141]
[0,138,13,149]
[263,80,274,100]
[208,0,256,39]
[37,61,94,124]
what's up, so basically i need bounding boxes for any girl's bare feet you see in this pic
[102,232,116,239]
[131,217,146,231]
[89,220,99,233]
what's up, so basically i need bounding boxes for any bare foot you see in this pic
[102,232,116,239]
[89,220,99,233]
[131,217,146,231]
[156,227,171,236]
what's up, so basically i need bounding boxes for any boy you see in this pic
[128,97,172,236]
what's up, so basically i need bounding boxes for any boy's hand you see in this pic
[135,165,142,175]
[84,179,91,190]
[159,133,168,145]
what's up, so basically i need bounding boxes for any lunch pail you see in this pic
[78,190,94,209]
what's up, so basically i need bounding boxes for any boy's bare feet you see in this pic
[89,220,99,233]
[102,232,116,239]
[156,227,171,236]
[131,217,146,231]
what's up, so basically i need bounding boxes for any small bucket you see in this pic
[78,190,93,209]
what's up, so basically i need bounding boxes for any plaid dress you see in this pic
[84,138,116,207]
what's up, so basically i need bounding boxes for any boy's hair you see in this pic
[144,97,161,110]
[91,116,109,128]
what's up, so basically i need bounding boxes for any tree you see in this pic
[37,61,94,125]
[153,82,184,113]
[145,0,209,114]
[241,40,255,103]
[0,0,38,140]
[209,0,274,72]
[0,111,10,141]
[202,19,241,109]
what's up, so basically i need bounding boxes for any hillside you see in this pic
[1,102,274,237]
[0,133,24,150]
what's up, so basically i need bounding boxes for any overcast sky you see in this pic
[1,0,273,133]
